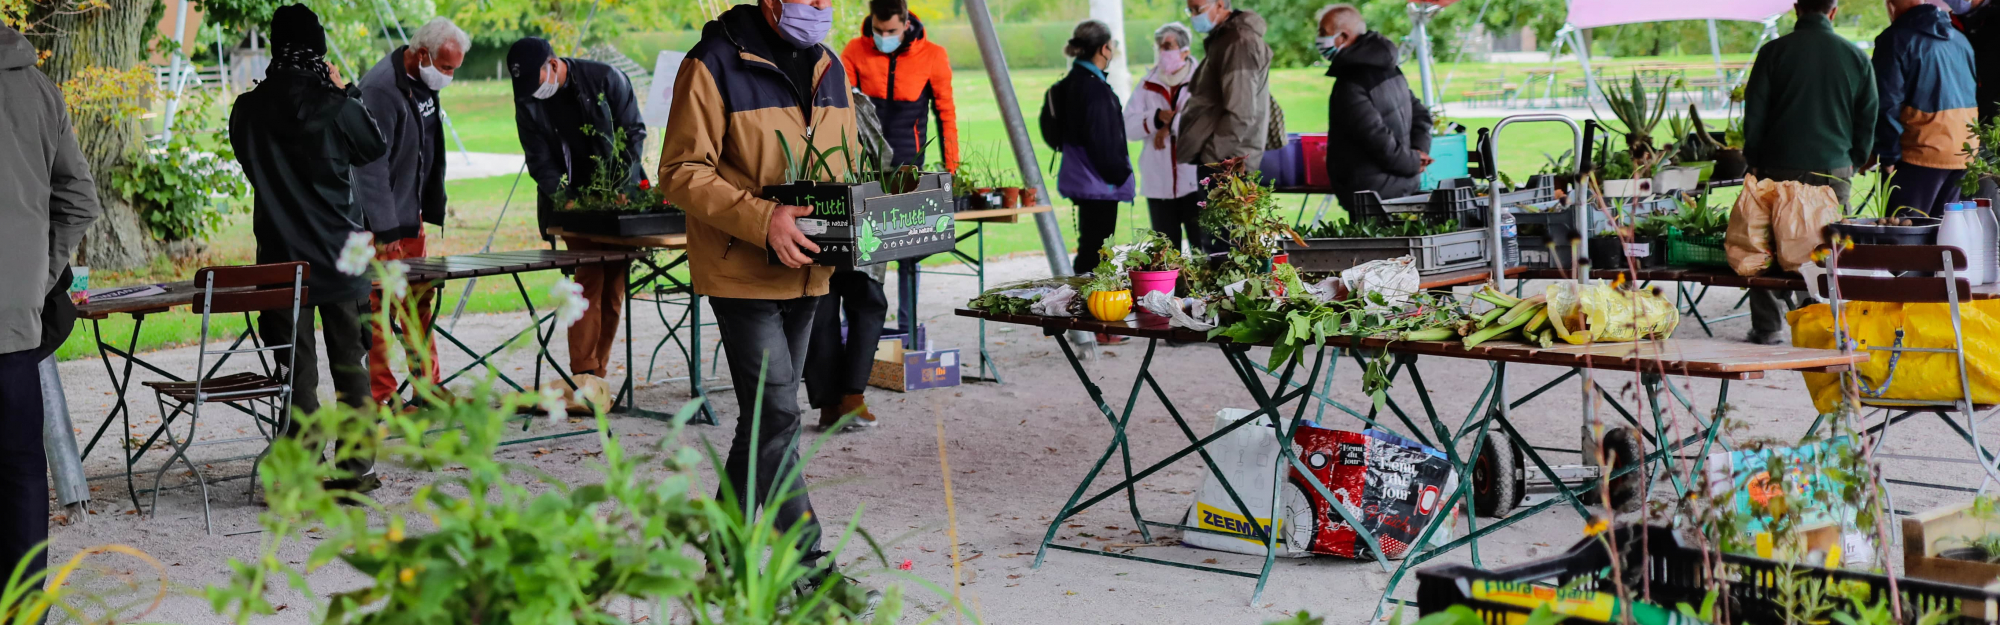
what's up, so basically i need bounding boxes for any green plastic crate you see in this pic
[1664,228,1729,268]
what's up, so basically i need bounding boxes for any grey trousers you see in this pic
[1746,166,1853,337]
[261,298,375,475]
[709,295,823,558]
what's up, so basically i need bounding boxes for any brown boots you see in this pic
[818,394,877,430]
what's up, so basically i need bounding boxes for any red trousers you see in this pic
[367,234,440,404]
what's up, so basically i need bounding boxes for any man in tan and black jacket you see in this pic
[659,0,876,606]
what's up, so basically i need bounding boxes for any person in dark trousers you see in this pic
[1740,0,1877,345]
[355,17,465,406]
[659,0,879,607]
[1124,22,1207,252]
[1873,0,1979,217]
[1318,4,1433,213]
[230,4,390,491]
[1049,20,1135,277]
[0,20,102,589]
[840,0,958,171]
[507,37,646,382]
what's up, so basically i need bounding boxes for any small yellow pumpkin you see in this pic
[1087,289,1133,322]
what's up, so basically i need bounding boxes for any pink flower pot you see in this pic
[1129,269,1180,299]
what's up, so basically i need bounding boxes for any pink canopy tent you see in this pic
[1566,0,1794,29]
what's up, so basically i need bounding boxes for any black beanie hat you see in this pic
[507,37,556,96]
[269,4,326,55]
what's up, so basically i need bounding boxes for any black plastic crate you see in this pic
[557,210,686,237]
[1417,525,2000,625]
[1351,184,1484,228]
[1283,229,1490,276]
[1513,196,1681,242]
[1517,235,1577,270]
[763,172,958,268]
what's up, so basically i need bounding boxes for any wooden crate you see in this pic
[1904,501,2000,620]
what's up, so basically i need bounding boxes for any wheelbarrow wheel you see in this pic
[1471,430,1524,518]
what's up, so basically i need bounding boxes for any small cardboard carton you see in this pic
[1904,500,2000,619]
[868,338,960,392]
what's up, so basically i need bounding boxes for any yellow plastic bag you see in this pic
[1544,283,1680,344]
[1789,300,2000,414]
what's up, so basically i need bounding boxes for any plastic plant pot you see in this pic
[999,187,1021,208]
[1129,269,1180,299]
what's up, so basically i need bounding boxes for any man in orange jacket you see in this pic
[841,0,957,170]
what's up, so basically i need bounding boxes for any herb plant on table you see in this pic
[1120,230,1186,272]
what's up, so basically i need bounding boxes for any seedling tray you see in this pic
[556,210,686,237]
[1282,228,1489,275]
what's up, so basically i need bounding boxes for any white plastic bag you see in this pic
[1030,285,1077,317]
[1340,257,1419,312]
[1135,291,1218,331]
[1182,409,1306,558]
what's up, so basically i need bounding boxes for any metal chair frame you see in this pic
[1819,246,2000,501]
[144,263,305,533]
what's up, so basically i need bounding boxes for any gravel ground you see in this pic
[37,251,2000,624]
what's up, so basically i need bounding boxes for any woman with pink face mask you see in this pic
[1123,22,1208,253]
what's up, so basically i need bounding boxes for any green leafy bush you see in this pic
[111,91,245,242]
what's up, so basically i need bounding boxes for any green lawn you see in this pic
[81,59,1724,360]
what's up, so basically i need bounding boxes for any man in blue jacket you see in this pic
[1874,0,1980,217]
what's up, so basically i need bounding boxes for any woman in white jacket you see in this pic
[1123,22,1208,252]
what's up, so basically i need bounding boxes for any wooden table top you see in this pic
[954,205,1054,224]
[957,309,1863,381]
[78,249,649,320]
[547,227,688,250]
[1517,266,2000,300]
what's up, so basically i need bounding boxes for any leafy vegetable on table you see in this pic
[1297,217,1463,239]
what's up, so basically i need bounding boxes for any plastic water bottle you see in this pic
[1500,211,1520,267]
[1939,202,1982,283]
[1978,198,1999,284]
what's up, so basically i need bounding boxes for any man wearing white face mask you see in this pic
[506,36,648,389]
[355,17,466,407]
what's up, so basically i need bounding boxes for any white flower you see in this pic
[550,277,589,330]
[538,385,567,420]
[379,260,409,300]
[336,231,375,276]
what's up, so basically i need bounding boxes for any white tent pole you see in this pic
[1571,27,1600,104]
[161,0,192,140]
[1707,19,1725,81]
[1089,0,1131,102]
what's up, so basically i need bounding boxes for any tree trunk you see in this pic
[28,0,160,271]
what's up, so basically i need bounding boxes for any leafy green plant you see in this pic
[1298,217,1463,239]
[558,95,675,214]
[1593,73,1674,163]
[111,90,245,241]
[1081,258,1128,296]
[1961,117,2000,196]
[1120,230,1185,272]
[1654,192,1729,238]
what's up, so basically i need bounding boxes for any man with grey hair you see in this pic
[1319,3,1432,210]
[1178,0,1271,174]
[355,16,466,407]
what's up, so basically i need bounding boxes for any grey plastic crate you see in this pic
[1283,229,1491,275]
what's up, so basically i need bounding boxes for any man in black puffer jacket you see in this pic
[1320,5,1432,211]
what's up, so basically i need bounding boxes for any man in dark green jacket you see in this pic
[1739,0,1876,345]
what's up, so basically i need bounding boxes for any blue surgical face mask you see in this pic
[874,33,901,54]
[1191,11,1216,34]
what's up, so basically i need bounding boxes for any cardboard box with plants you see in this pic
[552,111,685,237]
[760,132,958,268]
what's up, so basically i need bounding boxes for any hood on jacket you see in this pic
[0,24,36,70]
[1327,31,1397,77]
[1893,3,1956,39]
[1210,9,1267,43]
[860,11,926,55]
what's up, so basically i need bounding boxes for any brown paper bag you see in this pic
[1726,174,1775,276]
[1770,182,1841,272]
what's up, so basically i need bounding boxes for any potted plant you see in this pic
[997,170,1022,208]
[1592,73,1670,197]
[1082,259,1132,322]
[1021,185,1038,207]
[1833,171,1938,245]
[1699,87,1748,181]
[761,131,957,268]
[1669,105,1718,183]
[1122,230,1185,298]
[1904,498,2000,588]
[950,167,978,212]
[554,119,686,237]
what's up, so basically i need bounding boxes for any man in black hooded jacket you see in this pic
[230,3,390,490]
[1319,4,1432,211]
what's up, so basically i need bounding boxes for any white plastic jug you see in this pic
[1939,202,1987,284]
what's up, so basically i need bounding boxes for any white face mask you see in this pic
[418,56,452,91]
[531,61,560,99]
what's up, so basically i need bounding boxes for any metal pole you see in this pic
[1572,28,1600,104]
[1706,19,1725,82]
[964,0,1094,352]
[160,0,193,140]
[40,356,88,518]
[1409,3,1440,108]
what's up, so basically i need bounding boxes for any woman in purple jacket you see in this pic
[1048,20,1136,275]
